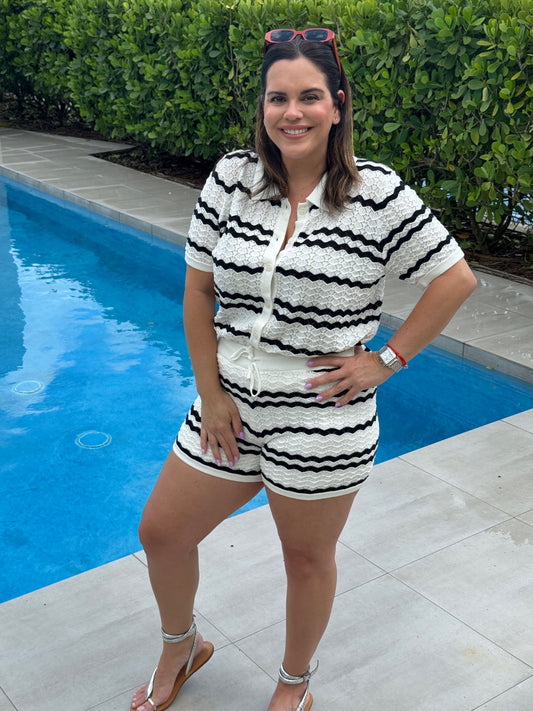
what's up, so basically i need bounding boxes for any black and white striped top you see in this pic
[186,150,463,357]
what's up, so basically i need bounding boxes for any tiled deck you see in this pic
[1,129,532,711]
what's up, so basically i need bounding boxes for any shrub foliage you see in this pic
[0,0,531,255]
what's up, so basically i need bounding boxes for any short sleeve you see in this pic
[185,157,233,272]
[380,175,464,289]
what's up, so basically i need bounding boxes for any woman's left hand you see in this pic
[305,347,393,407]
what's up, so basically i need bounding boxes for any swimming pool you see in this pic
[1,175,532,603]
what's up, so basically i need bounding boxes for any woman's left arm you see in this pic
[306,258,478,406]
[387,257,478,362]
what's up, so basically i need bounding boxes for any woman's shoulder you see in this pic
[350,157,405,204]
[354,157,401,185]
[214,150,260,179]
[220,149,259,164]
[203,150,261,197]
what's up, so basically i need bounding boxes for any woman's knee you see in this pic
[138,505,196,558]
[281,541,336,580]
[138,509,167,554]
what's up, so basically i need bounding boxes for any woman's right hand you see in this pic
[199,389,244,467]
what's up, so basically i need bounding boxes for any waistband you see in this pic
[217,337,355,396]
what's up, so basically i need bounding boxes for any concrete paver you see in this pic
[0,129,532,711]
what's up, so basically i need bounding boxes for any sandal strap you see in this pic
[278,660,319,685]
[160,616,198,676]
[161,616,196,644]
[142,618,200,709]
[145,668,158,710]
[295,687,310,711]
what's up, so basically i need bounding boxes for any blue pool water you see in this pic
[1,175,532,603]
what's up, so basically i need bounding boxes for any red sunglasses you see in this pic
[263,28,342,77]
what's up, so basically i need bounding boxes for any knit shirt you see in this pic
[185,150,464,358]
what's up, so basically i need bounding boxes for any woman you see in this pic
[131,29,477,711]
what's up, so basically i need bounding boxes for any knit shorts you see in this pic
[174,338,379,500]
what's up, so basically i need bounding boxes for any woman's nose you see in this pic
[284,101,303,120]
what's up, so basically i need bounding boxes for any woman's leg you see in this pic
[265,489,358,711]
[131,450,263,711]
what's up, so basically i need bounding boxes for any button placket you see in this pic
[278,200,309,256]
[249,202,291,347]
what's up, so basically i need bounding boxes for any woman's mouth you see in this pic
[281,128,311,136]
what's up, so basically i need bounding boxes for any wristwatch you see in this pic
[377,345,404,373]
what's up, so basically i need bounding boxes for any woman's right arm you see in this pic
[183,266,243,466]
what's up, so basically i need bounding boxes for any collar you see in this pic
[306,174,327,208]
[251,159,327,209]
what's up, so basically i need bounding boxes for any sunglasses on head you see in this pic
[263,28,342,77]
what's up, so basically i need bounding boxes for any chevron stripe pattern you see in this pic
[185,151,464,358]
[177,151,464,498]
[175,350,378,499]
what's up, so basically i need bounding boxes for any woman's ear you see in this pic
[337,89,346,105]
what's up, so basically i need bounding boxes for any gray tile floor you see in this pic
[1,129,532,711]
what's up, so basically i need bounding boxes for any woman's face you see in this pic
[263,56,343,168]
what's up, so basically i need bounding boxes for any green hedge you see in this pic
[0,0,71,115]
[0,0,531,252]
[339,0,533,246]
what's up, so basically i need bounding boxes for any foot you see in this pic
[266,679,311,711]
[131,632,208,711]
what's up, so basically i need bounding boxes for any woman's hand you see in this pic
[305,347,393,407]
[199,389,244,466]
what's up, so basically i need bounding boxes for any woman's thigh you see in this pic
[266,488,357,558]
[140,450,263,549]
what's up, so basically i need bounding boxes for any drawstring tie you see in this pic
[228,345,262,396]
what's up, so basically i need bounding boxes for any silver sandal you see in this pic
[133,617,214,711]
[278,661,319,711]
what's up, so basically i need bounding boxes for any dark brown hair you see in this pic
[255,37,359,210]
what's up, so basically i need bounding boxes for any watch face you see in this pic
[378,347,401,371]
[380,347,395,365]
[381,349,395,365]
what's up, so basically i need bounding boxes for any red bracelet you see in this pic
[388,345,407,368]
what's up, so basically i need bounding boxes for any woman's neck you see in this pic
[284,157,326,204]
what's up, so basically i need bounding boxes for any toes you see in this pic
[131,687,148,710]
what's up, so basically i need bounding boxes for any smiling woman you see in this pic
[130,29,477,711]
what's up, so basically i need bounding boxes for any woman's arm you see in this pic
[183,266,243,465]
[305,258,478,405]
[388,257,478,362]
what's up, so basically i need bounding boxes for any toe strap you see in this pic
[144,668,158,711]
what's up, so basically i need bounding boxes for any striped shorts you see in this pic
[174,338,379,500]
